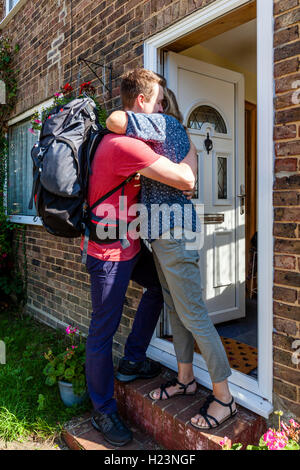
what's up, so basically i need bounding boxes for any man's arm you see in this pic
[113,136,197,192]
[139,142,197,191]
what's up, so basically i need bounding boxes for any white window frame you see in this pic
[1,0,27,28]
[5,99,54,226]
[6,0,19,14]
[144,0,274,419]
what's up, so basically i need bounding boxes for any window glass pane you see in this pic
[187,105,227,134]
[217,156,228,199]
[8,0,19,12]
[7,120,37,216]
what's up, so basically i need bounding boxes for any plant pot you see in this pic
[58,380,88,407]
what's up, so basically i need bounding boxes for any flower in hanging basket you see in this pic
[79,81,96,96]
[62,82,73,94]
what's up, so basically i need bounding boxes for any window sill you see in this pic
[9,215,42,226]
[0,0,27,29]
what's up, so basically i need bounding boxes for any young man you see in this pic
[81,68,197,446]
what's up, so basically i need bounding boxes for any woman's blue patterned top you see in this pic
[126,111,200,241]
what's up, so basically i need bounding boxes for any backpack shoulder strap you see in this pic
[89,173,137,211]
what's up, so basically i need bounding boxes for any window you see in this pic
[7,119,37,217]
[217,156,228,199]
[187,105,227,134]
[6,0,20,14]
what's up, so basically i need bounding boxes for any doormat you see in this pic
[164,336,258,375]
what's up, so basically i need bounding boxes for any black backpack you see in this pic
[28,97,135,263]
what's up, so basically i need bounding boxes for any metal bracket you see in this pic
[77,57,112,99]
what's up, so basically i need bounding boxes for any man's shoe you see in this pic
[91,410,133,447]
[115,357,162,382]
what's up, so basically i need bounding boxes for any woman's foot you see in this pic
[191,393,237,429]
[150,377,197,400]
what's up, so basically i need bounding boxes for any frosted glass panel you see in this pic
[7,120,37,216]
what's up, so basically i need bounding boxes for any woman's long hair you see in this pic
[163,88,184,124]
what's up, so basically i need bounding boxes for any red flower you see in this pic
[62,83,73,94]
[79,81,95,95]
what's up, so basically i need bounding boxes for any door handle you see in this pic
[237,184,246,215]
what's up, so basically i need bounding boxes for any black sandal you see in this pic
[190,394,237,430]
[149,377,196,400]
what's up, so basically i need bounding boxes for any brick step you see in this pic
[62,412,163,450]
[63,365,267,451]
[114,365,268,450]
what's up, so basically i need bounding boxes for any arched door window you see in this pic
[187,105,227,134]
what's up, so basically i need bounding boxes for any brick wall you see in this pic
[2,0,218,361]
[273,0,300,419]
[2,0,300,417]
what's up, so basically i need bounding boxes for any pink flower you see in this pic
[65,326,71,335]
[264,429,288,450]
[289,419,300,428]
[220,436,231,449]
[34,119,42,124]
[281,422,288,432]
[29,128,36,134]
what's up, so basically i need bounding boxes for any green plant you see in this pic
[43,325,86,397]
[29,80,107,135]
[220,411,300,450]
[0,311,89,442]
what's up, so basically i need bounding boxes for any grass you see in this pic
[0,308,90,443]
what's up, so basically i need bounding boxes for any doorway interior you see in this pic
[158,4,258,379]
[144,0,274,418]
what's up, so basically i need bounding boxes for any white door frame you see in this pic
[144,0,274,418]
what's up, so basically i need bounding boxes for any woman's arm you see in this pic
[107,111,197,191]
[106,111,168,142]
[106,111,128,134]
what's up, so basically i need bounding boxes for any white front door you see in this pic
[167,52,246,324]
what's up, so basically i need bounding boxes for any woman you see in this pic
[106,88,237,431]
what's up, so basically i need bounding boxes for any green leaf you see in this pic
[45,375,56,386]
[24,376,33,382]
[37,394,45,411]
[43,363,55,376]
[55,363,65,377]
[231,443,243,450]
[64,368,74,380]
[284,441,300,450]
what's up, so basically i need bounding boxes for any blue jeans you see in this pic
[84,242,163,414]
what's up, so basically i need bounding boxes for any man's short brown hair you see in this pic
[120,68,166,108]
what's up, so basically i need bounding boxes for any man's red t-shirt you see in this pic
[80,134,160,261]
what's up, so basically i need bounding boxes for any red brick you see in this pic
[274,300,300,321]
[275,7,300,31]
[274,124,297,139]
[274,0,299,16]
[274,207,300,222]
[274,254,297,269]
[274,25,299,47]
[273,285,298,303]
[275,158,298,172]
